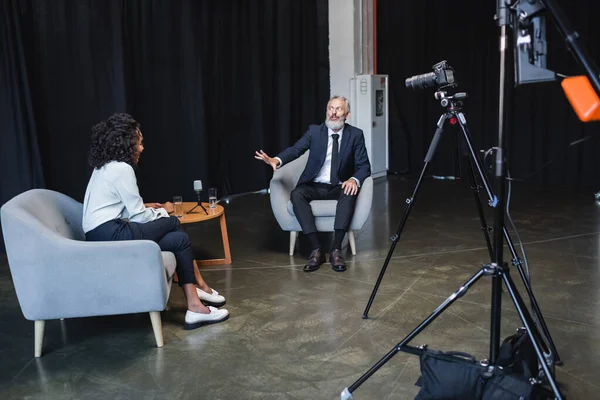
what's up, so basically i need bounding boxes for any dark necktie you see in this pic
[330,133,340,185]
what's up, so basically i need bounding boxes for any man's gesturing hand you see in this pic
[342,179,358,196]
[254,150,279,172]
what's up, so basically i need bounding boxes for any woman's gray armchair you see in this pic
[269,152,373,255]
[0,189,176,357]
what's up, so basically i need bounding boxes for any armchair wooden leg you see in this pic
[289,231,298,255]
[348,230,357,255]
[34,320,45,357]
[149,312,164,348]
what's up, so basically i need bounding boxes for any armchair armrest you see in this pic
[268,152,308,231]
[269,172,299,231]
[350,176,373,230]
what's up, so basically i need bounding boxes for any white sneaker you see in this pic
[184,306,229,330]
[196,288,226,306]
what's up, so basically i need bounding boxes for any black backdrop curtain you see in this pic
[379,0,600,188]
[1,1,329,199]
[0,1,45,253]
[0,2,45,202]
[0,0,329,252]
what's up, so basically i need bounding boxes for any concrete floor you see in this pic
[1,176,599,399]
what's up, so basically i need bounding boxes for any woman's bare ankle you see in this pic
[188,303,210,314]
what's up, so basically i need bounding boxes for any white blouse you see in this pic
[82,161,168,233]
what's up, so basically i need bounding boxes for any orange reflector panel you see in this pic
[561,75,600,122]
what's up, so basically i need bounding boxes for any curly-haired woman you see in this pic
[82,113,228,330]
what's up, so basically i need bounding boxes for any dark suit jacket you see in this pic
[276,123,371,187]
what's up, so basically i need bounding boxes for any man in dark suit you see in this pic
[255,96,371,272]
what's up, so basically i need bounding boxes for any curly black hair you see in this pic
[88,113,141,169]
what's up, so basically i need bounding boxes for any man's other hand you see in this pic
[342,179,358,196]
[254,150,279,172]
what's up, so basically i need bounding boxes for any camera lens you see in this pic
[405,72,438,90]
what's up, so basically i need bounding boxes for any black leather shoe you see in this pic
[304,248,325,272]
[330,249,346,272]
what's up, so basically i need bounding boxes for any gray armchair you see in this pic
[270,152,373,255]
[0,189,176,357]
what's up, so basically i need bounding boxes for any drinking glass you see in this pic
[173,196,184,218]
[208,188,217,208]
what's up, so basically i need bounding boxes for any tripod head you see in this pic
[434,90,468,109]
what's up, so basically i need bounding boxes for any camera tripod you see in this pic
[340,91,563,399]
[363,90,561,362]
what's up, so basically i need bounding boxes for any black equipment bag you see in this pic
[414,349,490,400]
[496,328,539,378]
[481,369,534,400]
[414,329,540,400]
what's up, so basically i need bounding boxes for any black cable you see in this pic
[505,135,594,182]
[481,133,595,330]
[482,135,594,182]
[505,168,531,282]
[480,134,594,283]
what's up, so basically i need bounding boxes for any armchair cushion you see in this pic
[287,200,337,217]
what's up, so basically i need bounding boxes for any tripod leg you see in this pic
[465,154,494,260]
[199,203,209,214]
[362,114,448,319]
[502,271,563,399]
[452,128,462,178]
[344,267,487,398]
[456,113,562,364]
[188,202,208,215]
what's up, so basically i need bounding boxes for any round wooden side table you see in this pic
[147,202,232,266]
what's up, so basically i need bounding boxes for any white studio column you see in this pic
[328,0,375,99]
[329,0,388,178]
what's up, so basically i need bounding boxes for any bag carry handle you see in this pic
[443,351,478,363]
[424,349,479,364]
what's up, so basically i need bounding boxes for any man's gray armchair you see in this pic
[0,189,176,357]
[270,152,373,255]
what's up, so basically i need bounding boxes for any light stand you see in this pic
[188,180,208,215]
[489,0,510,369]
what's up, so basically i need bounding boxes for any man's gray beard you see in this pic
[325,117,345,131]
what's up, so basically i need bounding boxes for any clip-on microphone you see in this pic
[188,180,208,215]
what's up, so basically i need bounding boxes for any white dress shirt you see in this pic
[82,161,169,233]
[275,127,360,186]
[313,127,344,184]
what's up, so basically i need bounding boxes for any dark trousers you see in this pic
[290,182,358,234]
[86,216,195,286]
